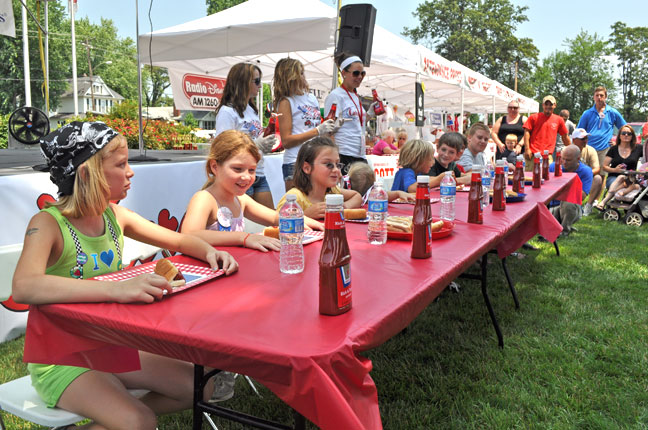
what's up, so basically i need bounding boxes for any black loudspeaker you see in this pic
[335,4,377,67]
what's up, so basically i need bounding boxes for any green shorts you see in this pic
[28,363,90,408]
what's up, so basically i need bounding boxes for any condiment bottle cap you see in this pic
[325,194,344,205]
[374,179,383,186]
[534,152,541,158]
[516,155,524,160]
[496,159,507,167]
[416,175,430,184]
[543,150,549,155]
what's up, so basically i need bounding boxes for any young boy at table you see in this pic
[347,162,414,203]
[391,139,438,192]
[427,132,471,185]
[458,122,490,173]
[502,133,520,169]
[12,122,238,429]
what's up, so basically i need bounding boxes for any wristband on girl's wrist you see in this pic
[242,233,251,247]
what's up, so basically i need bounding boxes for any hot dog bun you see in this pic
[386,216,412,233]
[263,226,280,239]
[343,208,367,220]
[431,220,445,232]
[154,259,185,284]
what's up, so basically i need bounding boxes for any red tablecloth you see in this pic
[24,174,580,429]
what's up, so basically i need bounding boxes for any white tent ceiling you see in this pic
[139,0,538,114]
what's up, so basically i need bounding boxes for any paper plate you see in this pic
[93,261,225,295]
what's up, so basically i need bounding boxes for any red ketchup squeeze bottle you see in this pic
[372,89,386,116]
[532,152,542,189]
[411,175,432,259]
[555,150,562,177]
[542,150,550,180]
[512,154,525,193]
[467,165,484,224]
[323,103,337,122]
[492,160,507,211]
[319,194,352,316]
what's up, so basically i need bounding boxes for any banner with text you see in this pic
[169,70,226,111]
[0,0,16,38]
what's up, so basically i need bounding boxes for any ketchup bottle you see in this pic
[542,150,550,181]
[555,150,563,177]
[532,152,542,188]
[512,155,525,193]
[492,160,506,211]
[411,175,432,259]
[372,89,386,116]
[263,115,275,137]
[319,194,352,316]
[272,113,282,152]
[467,166,484,224]
[323,104,337,122]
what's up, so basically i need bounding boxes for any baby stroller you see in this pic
[602,166,648,226]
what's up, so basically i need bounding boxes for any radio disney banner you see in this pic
[169,70,225,111]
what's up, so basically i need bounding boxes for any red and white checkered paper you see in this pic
[303,230,324,244]
[93,262,225,294]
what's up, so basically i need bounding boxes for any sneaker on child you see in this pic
[209,371,236,403]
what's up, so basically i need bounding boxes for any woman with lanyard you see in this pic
[490,100,527,160]
[215,63,276,208]
[324,51,384,174]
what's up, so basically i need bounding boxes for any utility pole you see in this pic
[83,39,95,112]
[514,61,518,92]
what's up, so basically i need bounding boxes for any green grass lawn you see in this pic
[2,215,647,429]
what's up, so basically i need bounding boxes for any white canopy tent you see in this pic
[139,0,537,121]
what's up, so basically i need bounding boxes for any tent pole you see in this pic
[331,0,341,91]
[459,88,464,134]
[492,95,495,126]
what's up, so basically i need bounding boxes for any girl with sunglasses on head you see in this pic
[276,137,362,219]
[324,51,385,174]
[215,63,276,209]
[272,58,339,190]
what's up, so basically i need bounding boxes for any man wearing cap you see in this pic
[570,128,603,215]
[576,86,626,176]
[523,95,571,171]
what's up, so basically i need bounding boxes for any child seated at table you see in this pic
[427,132,471,185]
[182,130,322,251]
[502,133,519,168]
[12,122,239,429]
[276,136,362,219]
[347,162,415,203]
[391,139,438,192]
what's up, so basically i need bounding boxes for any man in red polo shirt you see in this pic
[523,95,571,171]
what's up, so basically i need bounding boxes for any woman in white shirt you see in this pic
[215,63,276,208]
[324,51,383,173]
[273,58,336,190]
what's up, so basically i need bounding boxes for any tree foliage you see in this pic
[143,66,171,107]
[206,0,246,15]
[609,22,648,121]
[403,0,539,96]
[530,31,616,120]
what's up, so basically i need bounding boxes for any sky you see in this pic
[76,0,647,62]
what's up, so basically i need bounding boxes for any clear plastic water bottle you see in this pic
[279,194,304,274]
[482,162,493,208]
[440,171,456,221]
[367,180,388,245]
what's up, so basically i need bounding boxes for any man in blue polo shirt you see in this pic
[548,145,593,237]
[577,86,626,178]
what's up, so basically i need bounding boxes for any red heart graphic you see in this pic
[157,209,179,232]
[36,193,56,209]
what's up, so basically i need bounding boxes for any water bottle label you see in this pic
[440,185,456,196]
[482,176,491,186]
[368,200,387,213]
[279,218,304,234]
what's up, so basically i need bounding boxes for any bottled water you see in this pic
[367,180,388,245]
[440,171,456,221]
[482,162,493,208]
[279,194,304,274]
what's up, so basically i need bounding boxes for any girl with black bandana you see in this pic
[13,121,238,429]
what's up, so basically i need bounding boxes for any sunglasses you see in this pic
[620,131,633,136]
[320,162,344,171]
[252,78,261,86]
[349,70,366,78]
[508,106,519,110]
